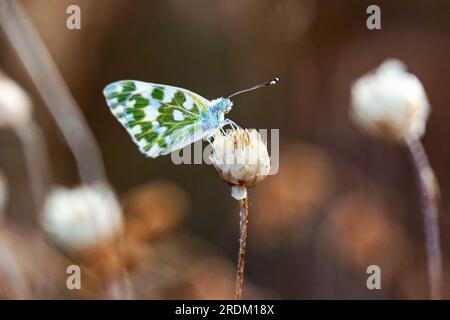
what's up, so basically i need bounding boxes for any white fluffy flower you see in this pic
[42,183,123,251]
[0,76,32,128]
[350,59,430,142]
[210,129,271,196]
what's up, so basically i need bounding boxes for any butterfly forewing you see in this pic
[104,80,210,157]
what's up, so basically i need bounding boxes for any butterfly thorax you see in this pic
[200,98,233,130]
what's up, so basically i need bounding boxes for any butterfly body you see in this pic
[103,78,277,159]
[200,98,232,131]
[103,80,233,158]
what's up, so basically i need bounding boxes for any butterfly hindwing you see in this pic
[103,80,210,158]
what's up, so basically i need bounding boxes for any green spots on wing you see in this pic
[104,81,206,156]
[191,103,200,115]
[151,86,165,100]
[131,119,157,147]
[128,119,152,129]
[158,139,168,148]
[105,80,138,109]
[147,90,201,149]
[109,92,130,107]
[122,81,136,92]
[156,113,171,124]
[155,91,192,125]
[137,131,158,146]
[157,119,197,149]
[172,90,186,105]
[129,94,149,108]
[139,122,153,132]
[126,108,145,121]
[132,121,167,152]
[108,86,150,125]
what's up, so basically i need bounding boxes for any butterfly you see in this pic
[103,78,278,158]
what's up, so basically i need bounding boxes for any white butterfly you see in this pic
[103,78,278,158]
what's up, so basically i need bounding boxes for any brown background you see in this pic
[1,0,450,299]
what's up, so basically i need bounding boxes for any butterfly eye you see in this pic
[217,99,232,113]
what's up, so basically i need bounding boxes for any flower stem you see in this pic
[104,274,134,300]
[235,196,249,300]
[14,123,49,222]
[0,230,31,299]
[406,138,442,300]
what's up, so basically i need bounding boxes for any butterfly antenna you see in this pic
[226,77,279,99]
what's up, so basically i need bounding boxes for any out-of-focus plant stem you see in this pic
[0,233,31,299]
[0,0,106,184]
[14,123,48,220]
[104,275,134,300]
[235,196,249,300]
[406,138,442,300]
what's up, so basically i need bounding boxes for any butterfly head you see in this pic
[210,98,233,114]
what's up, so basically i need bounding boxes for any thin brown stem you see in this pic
[103,275,134,300]
[406,138,442,300]
[103,241,134,300]
[14,123,49,221]
[0,226,31,299]
[235,196,249,300]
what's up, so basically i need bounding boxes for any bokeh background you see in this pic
[0,0,450,299]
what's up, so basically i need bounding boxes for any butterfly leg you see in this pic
[203,129,227,145]
[223,119,241,130]
[220,127,234,142]
[220,127,228,136]
[230,121,239,130]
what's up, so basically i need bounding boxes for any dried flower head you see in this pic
[42,183,123,252]
[122,181,188,242]
[210,128,271,196]
[350,59,430,142]
[0,75,32,128]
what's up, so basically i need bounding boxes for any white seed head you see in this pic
[0,76,32,129]
[42,183,123,251]
[350,59,430,142]
[210,128,271,188]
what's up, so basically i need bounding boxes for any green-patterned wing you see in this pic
[103,80,210,158]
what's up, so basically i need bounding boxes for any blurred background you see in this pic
[0,0,450,299]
